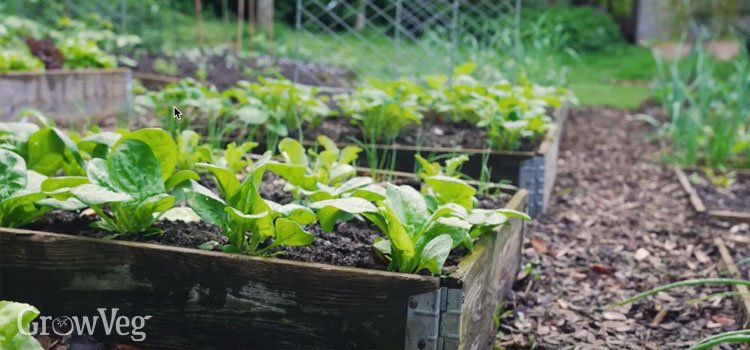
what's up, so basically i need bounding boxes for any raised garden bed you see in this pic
[675,167,750,223]
[133,51,356,90]
[295,103,568,217]
[0,184,526,350]
[0,68,132,124]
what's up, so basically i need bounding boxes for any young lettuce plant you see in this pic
[0,149,49,228]
[39,128,199,236]
[265,137,384,202]
[0,301,43,350]
[311,183,529,274]
[185,153,316,255]
[176,130,213,171]
[0,109,84,176]
[415,154,469,181]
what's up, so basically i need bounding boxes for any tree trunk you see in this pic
[195,0,204,46]
[249,0,256,52]
[355,0,367,31]
[256,0,274,31]
[237,0,245,51]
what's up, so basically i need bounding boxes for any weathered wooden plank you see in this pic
[708,210,750,224]
[540,103,568,212]
[0,69,131,123]
[446,189,527,350]
[674,167,707,213]
[0,227,439,350]
[714,237,750,329]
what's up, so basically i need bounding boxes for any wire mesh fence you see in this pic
[293,0,520,86]
[1,0,523,86]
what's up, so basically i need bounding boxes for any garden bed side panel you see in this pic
[540,102,568,214]
[0,68,132,124]
[0,228,439,350]
[442,189,527,350]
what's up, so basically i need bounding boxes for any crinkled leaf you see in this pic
[109,140,164,198]
[425,175,476,210]
[0,191,49,228]
[384,183,427,231]
[417,234,452,274]
[0,149,26,200]
[86,158,113,190]
[114,128,177,180]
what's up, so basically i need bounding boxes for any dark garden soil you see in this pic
[134,51,356,90]
[688,171,750,213]
[288,115,544,151]
[496,107,750,350]
[24,170,511,273]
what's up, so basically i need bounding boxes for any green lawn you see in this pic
[564,46,656,109]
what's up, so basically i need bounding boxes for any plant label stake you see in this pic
[173,106,183,121]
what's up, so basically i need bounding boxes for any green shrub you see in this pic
[517,5,623,53]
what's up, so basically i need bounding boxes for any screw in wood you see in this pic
[409,297,418,308]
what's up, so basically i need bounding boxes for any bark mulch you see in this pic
[496,107,750,350]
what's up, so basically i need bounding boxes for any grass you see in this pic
[564,46,655,109]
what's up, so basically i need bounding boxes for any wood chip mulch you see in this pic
[497,107,750,350]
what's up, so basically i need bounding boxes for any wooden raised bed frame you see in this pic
[0,190,527,350]
[675,167,750,224]
[302,104,568,217]
[0,68,132,124]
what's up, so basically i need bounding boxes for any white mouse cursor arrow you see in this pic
[173,106,183,121]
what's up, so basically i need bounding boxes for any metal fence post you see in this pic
[293,0,301,84]
[394,0,402,78]
[513,0,522,83]
[120,0,126,34]
[449,0,460,88]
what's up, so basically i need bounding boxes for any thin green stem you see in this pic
[604,279,750,309]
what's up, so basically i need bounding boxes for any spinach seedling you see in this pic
[186,153,316,255]
[312,183,529,274]
[0,109,84,176]
[266,137,384,201]
[40,129,199,236]
[0,149,49,228]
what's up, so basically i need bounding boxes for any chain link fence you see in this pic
[293,0,521,86]
[1,0,523,85]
